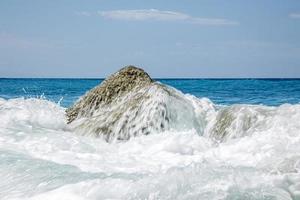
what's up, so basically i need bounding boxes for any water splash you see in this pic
[1,85,300,199]
[68,83,214,142]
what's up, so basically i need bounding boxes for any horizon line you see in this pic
[1,77,300,80]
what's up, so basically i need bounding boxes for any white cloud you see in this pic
[289,13,300,19]
[98,9,189,21]
[95,9,238,26]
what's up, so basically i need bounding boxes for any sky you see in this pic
[0,0,300,78]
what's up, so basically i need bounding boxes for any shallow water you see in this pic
[0,79,300,200]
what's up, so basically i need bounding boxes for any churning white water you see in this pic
[1,86,300,199]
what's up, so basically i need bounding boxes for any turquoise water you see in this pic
[1,78,300,107]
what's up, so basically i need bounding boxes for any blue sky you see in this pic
[0,0,300,78]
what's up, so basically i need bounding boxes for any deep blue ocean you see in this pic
[1,78,300,107]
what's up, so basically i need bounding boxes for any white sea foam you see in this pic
[0,86,300,200]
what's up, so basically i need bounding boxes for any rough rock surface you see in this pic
[66,66,153,123]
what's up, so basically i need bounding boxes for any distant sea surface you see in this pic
[1,78,300,107]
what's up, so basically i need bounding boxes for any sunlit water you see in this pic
[0,79,300,200]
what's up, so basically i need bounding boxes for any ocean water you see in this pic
[1,78,300,200]
[1,79,300,107]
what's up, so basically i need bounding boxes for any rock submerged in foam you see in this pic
[66,65,204,142]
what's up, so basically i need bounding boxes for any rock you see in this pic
[66,66,153,123]
[208,105,271,141]
[66,65,204,142]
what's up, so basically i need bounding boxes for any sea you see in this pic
[0,78,300,200]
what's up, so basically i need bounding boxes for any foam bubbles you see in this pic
[0,97,66,130]
[1,96,300,199]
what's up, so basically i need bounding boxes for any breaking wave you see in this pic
[1,84,300,199]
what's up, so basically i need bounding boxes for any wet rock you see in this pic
[66,66,153,123]
[208,105,272,141]
[66,65,204,142]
